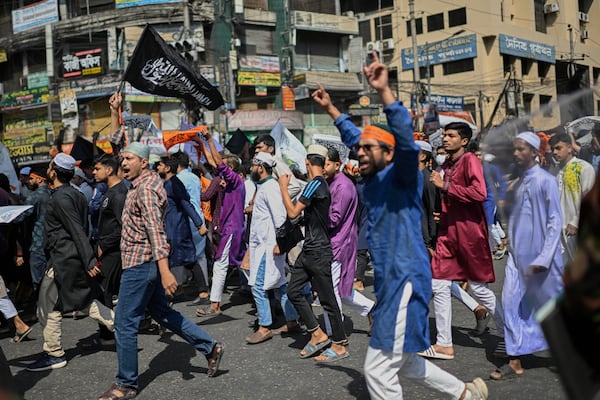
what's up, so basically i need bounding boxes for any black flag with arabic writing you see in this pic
[123,25,224,110]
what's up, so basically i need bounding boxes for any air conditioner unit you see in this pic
[578,11,589,22]
[355,12,365,19]
[544,2,559,14]
[381,38,395,50]
[343,10,354,18]
[366,41,380,52]
[582,29,590,39]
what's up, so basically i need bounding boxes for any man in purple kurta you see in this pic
[490,131,564,380]
[322,148,374,334]
[196,132,246,317]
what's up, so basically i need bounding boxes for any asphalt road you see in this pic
[1,258,566,399]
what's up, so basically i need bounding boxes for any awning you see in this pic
[293,71,363,91]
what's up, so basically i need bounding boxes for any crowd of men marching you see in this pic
[1,53,597,400]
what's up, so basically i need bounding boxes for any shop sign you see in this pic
[237,71,281,87]
[2,126,50,164]
[0,87,49,110]
[28,72,49,89]
[292,11,358,34]
[499,34,555,63]
[401,34,477,70]
[12,0,58,34]
[63,48,103,78]
[282,86,295,110]
[239,56,280,73]
[427,94,464,112]
[116,0,181,8]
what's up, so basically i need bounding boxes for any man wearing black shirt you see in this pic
[93,154,128,311]
[279,144,348,362]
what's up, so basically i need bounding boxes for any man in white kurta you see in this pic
[246,152,298,344]
[549,133,595,265]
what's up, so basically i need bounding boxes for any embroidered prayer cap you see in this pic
[123,142,150,160]
[415,140,432,154]
[19,167,31,176]
[516,131,540,151]
[53,153,76,171]
[306,144,328,159]
[361,124,396,148]
[253,152,277,167]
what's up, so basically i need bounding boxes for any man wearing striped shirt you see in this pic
[98,142,223,400]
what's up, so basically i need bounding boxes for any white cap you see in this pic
[19,167,31,175]
[253,152,277,167]
[53,153,76,171]
[415,140,432,153]
[516,131,540,150]
[306,144,328,158]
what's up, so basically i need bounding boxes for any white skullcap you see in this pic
[516,131,540,150]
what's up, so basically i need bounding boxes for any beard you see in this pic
[250,171,261,182]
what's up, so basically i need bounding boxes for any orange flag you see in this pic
[162,125,209,150]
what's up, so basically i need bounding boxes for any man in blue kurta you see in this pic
[312,53,488,400]
[490,131,564,380]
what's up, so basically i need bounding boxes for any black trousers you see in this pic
[355,249,369,282]
[287,249,346,343]
[98,251,121,339]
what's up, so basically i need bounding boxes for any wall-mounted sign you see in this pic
[27,72,49,89]
[292,11,358,34]
[63,48,103,78]
[0,87,49,111]
[499,34,555,64]
[401,34,477,70]
[0,49,7,63]
[12,0,58,34]
[239,56,280,73]
[282,86,295,110]
[116,0,181,8]
[237,71,281,87]
[427,94,464,112]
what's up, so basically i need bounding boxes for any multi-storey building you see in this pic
[357,0,600,132]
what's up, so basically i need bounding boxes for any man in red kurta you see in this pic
[419,122,505,360]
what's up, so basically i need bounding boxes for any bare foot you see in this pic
[433,344,455,357]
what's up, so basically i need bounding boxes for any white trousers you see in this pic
[433,279,505,346]
[364,281,465,400]
[209,234,232,303]
[324,260,375,336]
[0,296,17,319]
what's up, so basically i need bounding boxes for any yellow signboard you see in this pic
[237,71,281,87]
[0,49,7,63]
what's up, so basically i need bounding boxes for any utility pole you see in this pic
[409,0,422,122]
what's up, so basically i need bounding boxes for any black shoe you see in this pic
[188,296,211,306]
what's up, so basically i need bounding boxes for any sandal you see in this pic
[12,327,32,343]
[314,348,350,363]
[299,339,331,359]
[490,363,524,380]
[97,383,137,400]
[245,329,273,344]
[207,342,224,377]
[471,307,490,337]
[492,340,507,358]
[196,307,222,318]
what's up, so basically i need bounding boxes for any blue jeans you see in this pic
[115,261,216,388]
[251,256,297,327]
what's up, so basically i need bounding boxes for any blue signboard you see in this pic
[498,34,555,64]
[428,94,464,111]
[12,0,58,34]
[116,0,182,8]
[401,34,477,70]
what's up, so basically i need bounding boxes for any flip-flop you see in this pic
[490,363,524,380]
[196,307,222,318]
[315,348,350,363]
[12,327,32,343]
[417,345,455,360]
[299,339,331,359]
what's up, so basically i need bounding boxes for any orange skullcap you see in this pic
[361,124,396,148]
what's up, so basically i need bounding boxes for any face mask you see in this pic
[435,154,447,166]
